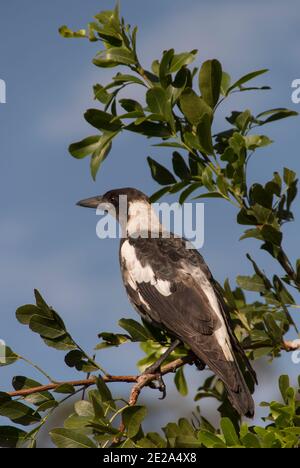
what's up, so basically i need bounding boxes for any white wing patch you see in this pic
[183,264,234,362]
[121,241,172,301]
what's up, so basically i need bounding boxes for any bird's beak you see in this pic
[76,196,104,209]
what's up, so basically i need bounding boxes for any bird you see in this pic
[77,187,257,417]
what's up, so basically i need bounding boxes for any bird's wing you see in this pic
[120,236,233,362]
[120,235,256,416]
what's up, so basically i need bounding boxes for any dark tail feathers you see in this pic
[191,346,255,417]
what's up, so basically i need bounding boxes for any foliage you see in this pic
[0,292,299,448]
[0,4,299,448]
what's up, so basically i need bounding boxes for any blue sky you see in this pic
[0,0,300,440]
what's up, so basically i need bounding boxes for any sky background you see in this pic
[0,0,300,445]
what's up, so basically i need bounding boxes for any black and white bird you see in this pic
[78,187,257,417]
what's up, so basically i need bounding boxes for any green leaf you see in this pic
[50,428,96,449]
[283,167,296,186]
[16,303,51,324]
[249,183,273,209]
[0,346,19,367]
[159,49,174,87]
[236,274,266,292]
[150,186,171,203]
[227,69,269,94]
[199,59,222,108]
[263,313,283,343]
[90,393,105,420]
[64,350,97,372]
[237,208,257,225]
[279,375,290,404]
[256,108,298,125]
[59,25,86,39]
[42,334,77,351]
[0,400,41,426]
[169,50,198,73]
[113,73,145,86]
[241,432,261,448]
[96,376,113,404]
[93,48,136,67]
[146,87,168,116]
[220,417,240,446]
[74,400,94,418]
[84,109,122,132]
[179,183,202,204]
[0,426,27,448]
[146,432,167,448]
[93,84,113,104]
[197,113,214,154]
[172,152,190,179]
[152,142,187,150]
[250,204,273,224]
[118,318,151,341]
[69,136,101,159]
[147,87,175,130]
[89,420,119,436]
[176,435,202,448]
[261,225,282,246]
[220,72,231,96]
[273,275,295,304]
[90,140,112,181]
[137,437,157,448]
[95,332,130,349]
[147,157,177,186]
[126,121,171,137]
[231,109,252,132]
[64,414,93,432]
[174,367,188,396]
[29,315,66,339]
[12,376,53,406]
[198,430,226,448]
[54,384,75,394]
[122,405,147,438]
[37,400,58,413]
[119,98,143,112]
[244,134,273,150]
[77,131,117,180]
[179,88,212,125]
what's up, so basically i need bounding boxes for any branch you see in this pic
[282,340,300,351]
[7,355,194,398]
[243,340,300,352]
[6,339,300,399]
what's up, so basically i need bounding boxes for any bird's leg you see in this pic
[144,339,181,375]
[143,339,181,399]
[194,357,206,371]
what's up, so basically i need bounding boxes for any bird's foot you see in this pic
[187,352,205,371]
[143,366,167,400]
[194,358,206,371]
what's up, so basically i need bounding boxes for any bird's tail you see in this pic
[190,344,255,417]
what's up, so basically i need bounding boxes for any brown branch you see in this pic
[7,355,194,398]
[6,339,300,399]
[243,340,300,352]
[117,355,194,437]
[282,340,300,352]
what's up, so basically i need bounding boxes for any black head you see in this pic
[77,187,149,213]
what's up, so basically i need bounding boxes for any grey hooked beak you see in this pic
[76,196,104,209]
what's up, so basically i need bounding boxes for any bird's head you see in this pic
[77,187,157,236]
[77,187,149,213]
